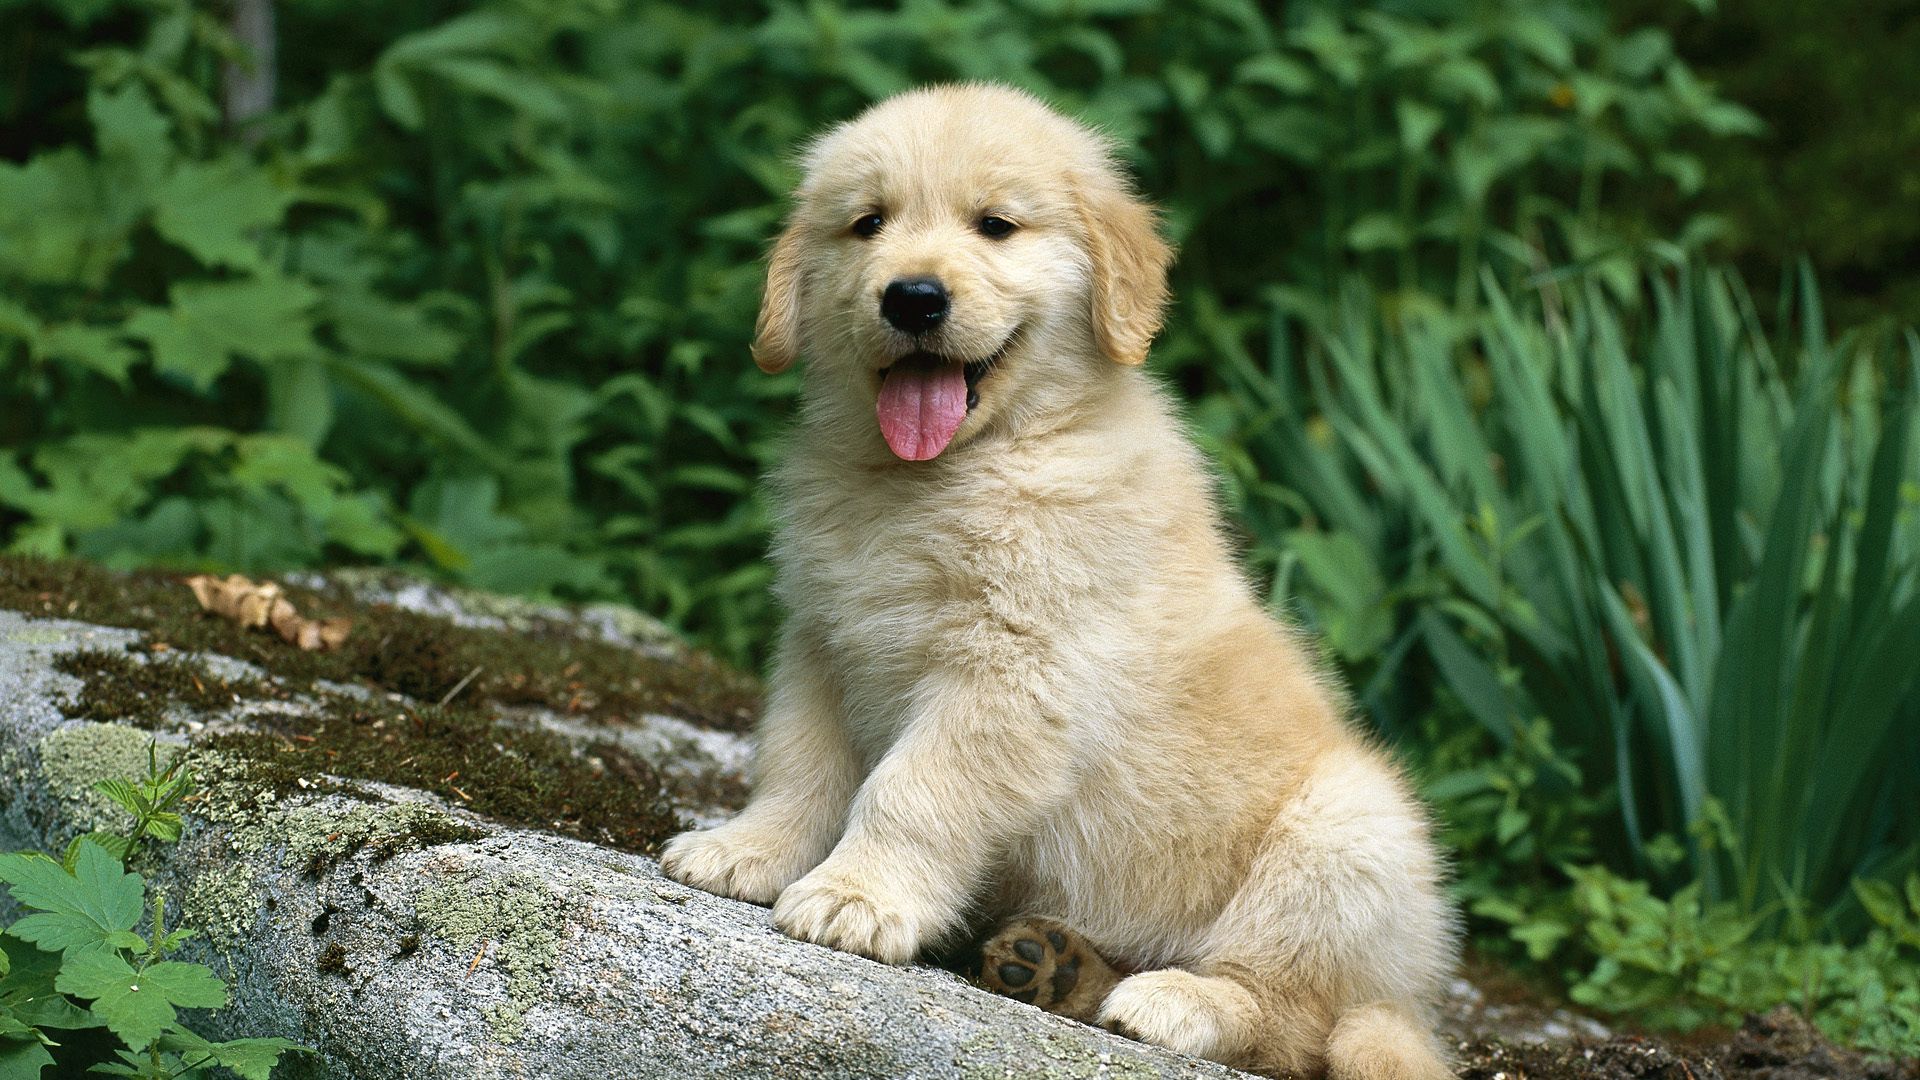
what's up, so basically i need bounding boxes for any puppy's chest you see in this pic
[776,480,1037,741]
[782,492,991,652]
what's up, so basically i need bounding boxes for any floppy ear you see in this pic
[1078,178,1172,366]
[751,220,805,374]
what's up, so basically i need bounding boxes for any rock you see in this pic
[0,565,1250,1080]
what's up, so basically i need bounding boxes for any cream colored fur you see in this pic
[661,83,1459,1079]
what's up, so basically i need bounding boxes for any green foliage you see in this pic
[1207,266,1920,928]
[1621,0,1920,329]
[0,0,1756,667]
[1200,268,1919,1050]
[1419,724,1920,1053]
[0,750,307,1078]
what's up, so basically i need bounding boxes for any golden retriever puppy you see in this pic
[661,83,1457,1080]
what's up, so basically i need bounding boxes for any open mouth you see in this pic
[874,332,1017,461]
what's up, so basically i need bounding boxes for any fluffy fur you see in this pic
[661,83,1458,1079]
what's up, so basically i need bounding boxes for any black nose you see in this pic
[881,277,948,334]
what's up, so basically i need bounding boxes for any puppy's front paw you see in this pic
[772,868,925,963]
[659,822,814,904]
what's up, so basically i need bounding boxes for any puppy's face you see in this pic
[753,85,1171,461]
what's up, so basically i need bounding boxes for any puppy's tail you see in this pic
[1325,1002,1454,1080]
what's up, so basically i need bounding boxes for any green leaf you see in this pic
[140,815,183,845]
[91,779,143,819]
[1503,13,1573,69]
[1,935,96,1031]
[1344,213,1410,253]
[87,83,172,196]
[0,1038,55,1080]
[153,158,292,270]
[126,277,321,390]
[1496,806,1530,845]
[427,57,571,121]
[1430,57,1500,107]
[39,324,140,384]
[156,1029,309,1080]
[55,953,225,1052]
[1421,612,1514,745]
[0,149,119,286]
[1235,53,1315,95]
[1511,919,1572,961]
[1855,880,1908,930]
[62,833,134,872]
[0,843,141,954]
[321,291,460,367]
[1394,99,1444,154]
[373,64,425,130]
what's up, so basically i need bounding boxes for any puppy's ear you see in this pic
[752,220,805,374]
[1078,178,1172,366]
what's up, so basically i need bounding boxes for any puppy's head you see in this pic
[753,83,1172,461]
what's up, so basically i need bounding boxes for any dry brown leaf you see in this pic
[184,573,352,651]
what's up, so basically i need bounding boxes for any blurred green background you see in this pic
[2,0,1917,1052]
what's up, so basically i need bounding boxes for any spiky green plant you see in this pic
[1199,266,1920,932]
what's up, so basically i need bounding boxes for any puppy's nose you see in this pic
[881,277,949,334]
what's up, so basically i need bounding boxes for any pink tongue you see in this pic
[876,357,968,461]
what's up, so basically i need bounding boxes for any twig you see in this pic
[437,666,485,709]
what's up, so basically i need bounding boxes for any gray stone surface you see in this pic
[0,604,1253,1080]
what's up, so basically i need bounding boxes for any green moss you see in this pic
[277,799,487,876]
[198,696,679,854]
[40,624,691,856]
[55,649,272,728]
[417,872,569,1043]
[0,555,758,731]
[33,723,176,832]
[179,748,485,865]
[7,554,745,854]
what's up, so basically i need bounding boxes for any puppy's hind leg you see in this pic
[1191,747,1457,1078]
[978,918,1123,1023]
[1096,967,1263,1065]
[1326,1002,1453,1080]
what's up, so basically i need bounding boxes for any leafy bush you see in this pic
[1624,0,1920,329]
[1205,266,1919,924]
[0,746,307,1078]
[0,0,1756,667]
[1193,267,1919,1046]
[1417,721,1920,1052]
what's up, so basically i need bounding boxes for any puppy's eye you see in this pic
[851,213,884,238]
[978,215,1016,238]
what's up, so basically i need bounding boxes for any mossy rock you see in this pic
[0,561,1251,1080]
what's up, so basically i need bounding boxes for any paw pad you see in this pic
[978,917,1116,1022]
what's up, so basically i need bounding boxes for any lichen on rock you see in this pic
[32,720,177,832]
[180,860,263,954]
[417,870,571,1043]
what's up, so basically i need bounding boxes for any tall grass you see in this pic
[1200,268,1920,930]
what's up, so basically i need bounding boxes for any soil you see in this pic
[1456,1008,1917,1080]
